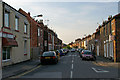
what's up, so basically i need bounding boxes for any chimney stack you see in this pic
[108,15,112,21]
[28,12,30,16]
[35,14,43,23]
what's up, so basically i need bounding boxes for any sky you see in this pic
[3,0,118,44]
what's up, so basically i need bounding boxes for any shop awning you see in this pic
[2,38,18,47]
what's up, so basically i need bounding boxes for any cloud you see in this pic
[2,1,118,44]
[3,0,120,2]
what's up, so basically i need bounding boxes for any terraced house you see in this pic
[99,14,120,62]
[19,9,44,60]
[0,1,30,66]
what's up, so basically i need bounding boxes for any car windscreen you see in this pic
[42,52,55,56]
[59,50,62,53]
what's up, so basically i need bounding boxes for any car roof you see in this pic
[43,51,55,53]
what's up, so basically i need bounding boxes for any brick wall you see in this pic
[115,17,120,62]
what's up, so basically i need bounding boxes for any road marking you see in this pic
[10,65,41,78]
[72,64,73,69]
[92,67,109,73]
[72,60,74,63]
[70,71,73,78]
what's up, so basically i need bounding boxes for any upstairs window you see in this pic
[110,21,112,34]
[4,11,9,27]
[103,27,105,36]
[15,17,19,30]
[38,28,40,36]
[24,23,27,33]
[41,29,43,37]
[106,25,108,35]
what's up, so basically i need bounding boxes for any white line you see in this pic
[92,67,98,72]
[92,67,109,73]
[72,60,74,63]
[72,64,73,69]
[70,71,73,78]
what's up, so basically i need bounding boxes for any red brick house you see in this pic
[48,28,53,51]
[43,25,48,52]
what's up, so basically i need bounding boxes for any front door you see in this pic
[106,43,109,57]
[104,44,106,57]
[110,42,114,58]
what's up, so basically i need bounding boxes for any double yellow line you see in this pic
[10,65,41,78]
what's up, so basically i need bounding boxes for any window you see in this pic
[48,33,50,40]
[41,30,42,37]
[24,40,27,54]
[110,21,112,34]
[103,27,105,36]
[106,25,108,35]
[38,28,40,36]
[15,17,19,30]
[2,47,10,61]
[24,24,27,33]
[4,11,9,27]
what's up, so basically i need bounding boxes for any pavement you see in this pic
[93,56,120,68]
[2,59,40,79]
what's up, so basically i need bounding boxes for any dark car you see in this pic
[78,48,84,57]
[81,50,96,61]
[70,48,76,52]
[40,51,58,64]
[59,49,65,56]
[63,49,69,55]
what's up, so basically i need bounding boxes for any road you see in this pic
[11,52,119,79]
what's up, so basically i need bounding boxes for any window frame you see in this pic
[2,47,11,61]
[24,40,27,55]
[4,11,10,28]
[24,23,27,34]
[15,16,19,31]
[103,27,105,36]
[38,28,40,36]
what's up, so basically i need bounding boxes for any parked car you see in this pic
[70,48,76,52]
[81,50,96,61]
[56,50,60,60]
[63,49,69,55]
[40,51,59,64]
[65,48,69,53]
[59,49,65,56]
[62,49,67,55]
[78,48,84,57]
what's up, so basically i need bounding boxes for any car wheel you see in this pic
[92,57,96,61]
[82,58,84,60]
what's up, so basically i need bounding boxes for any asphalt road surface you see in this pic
[10,52,119,79]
